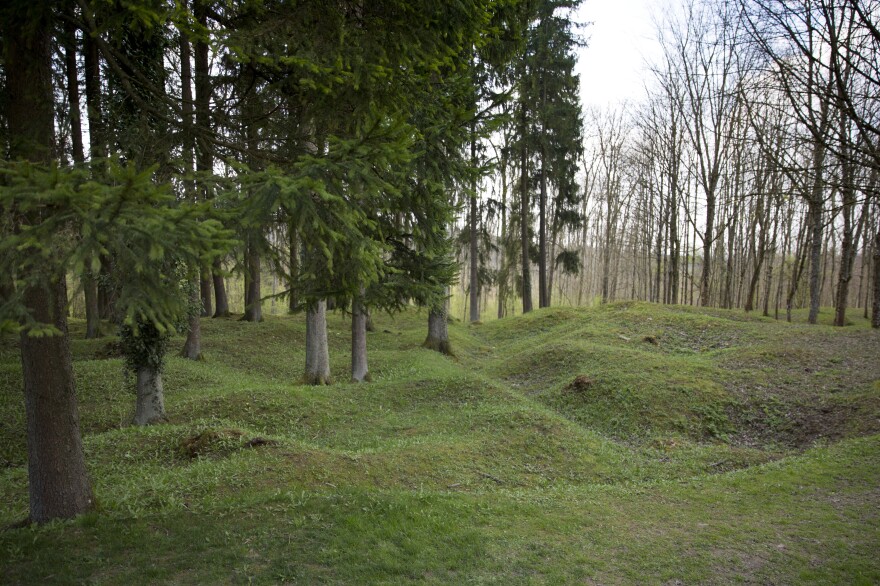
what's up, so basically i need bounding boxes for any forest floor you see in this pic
[0,302,878,584]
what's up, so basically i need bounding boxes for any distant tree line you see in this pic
[460,0,880,330]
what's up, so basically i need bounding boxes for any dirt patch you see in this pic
[178,429,275,459]
[721,329,880,450]
[729,395,880,450]
[564,375,595,394]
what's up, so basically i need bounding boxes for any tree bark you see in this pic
[520,100,533,314]
[288,222,299,313]
[787,209,810,322]
[6,2,94,523]
[242,235,262,322]
[873,228,880,328]
[20,279,94,523]
[133,365,166,425]
[807,198,824,324]
[832,134,868,326]
[601,204,612,303]
[762,204,780,317]
[351,293,370,383]
[194,4,220,318]
[498,144,510,319]
[699,189,716,307]
[181,273,203,360]
[305,300,332,384]
[97,262,115,320]
[63,13,84,165]
[212,259,230,317]
[469,130,480,323]
[83,27,104,163]
[744,199,767,312]
[539,156,548,308]
[424,301,453,356]
[200,274,213,317]
[83,275,101,338]
[82,22,104,338]
[179,34,202,359]
[805,100,830,324]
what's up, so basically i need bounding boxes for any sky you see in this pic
[574,0,665,110]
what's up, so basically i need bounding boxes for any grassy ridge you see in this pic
[1,303,878,584]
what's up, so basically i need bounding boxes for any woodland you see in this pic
[0,0,878,583]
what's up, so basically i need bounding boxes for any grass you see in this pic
[1,302,878,584]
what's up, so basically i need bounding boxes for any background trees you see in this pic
[2,0,878,526]
[450,0,878,328]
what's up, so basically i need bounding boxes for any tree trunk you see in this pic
[601,207,612,303]
[20,279,94,523]
[82,25,104,337]
[807,198,824,324]
[699,192,716,307]
[655,194,666,304]
[834,224,854,327]
[133,366,166,425]
[200,274,213,317]
[351,293,370,383]
[832,145,866,326]
[538,157,548,308]
[498,144,509,319]
[288,222,299,313]
[83,29,104,164]
[63,14,84,165]
[873,229,880,329]
[669,206,680,305]
[424,300,453,356]
[762,205,780,318]
[194,3,217,318]
[744,199,767,313]
[179,35,201,359]
[242,235,262,322]
[83,275,101,338]
[212,259,230,317]
[6,3,94,523]
[89,29,114,323]
[469,131,480,323]
[181,275,202,361]
[520,101,533,314]
[97,259,116,320]
[787,209,810,322]
[305,300,332,385]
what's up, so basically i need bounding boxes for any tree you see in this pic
[1,0,94,524]
[511,0,584,311]
[739,0,880,323]
[663,0,742,307]
[1,0,233,519]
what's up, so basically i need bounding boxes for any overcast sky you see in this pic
[574,0,667,110]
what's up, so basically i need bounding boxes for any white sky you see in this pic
[574,0,666,110]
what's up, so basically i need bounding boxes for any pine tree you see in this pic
[512,0,584,311]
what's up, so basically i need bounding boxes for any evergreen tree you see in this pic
[509,0,584,312]
[524,0,584,309]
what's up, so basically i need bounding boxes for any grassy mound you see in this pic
[0,303,878,584]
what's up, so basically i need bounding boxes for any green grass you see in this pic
[1,302,878,584]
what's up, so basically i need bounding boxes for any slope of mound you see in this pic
[466,302,880,453]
